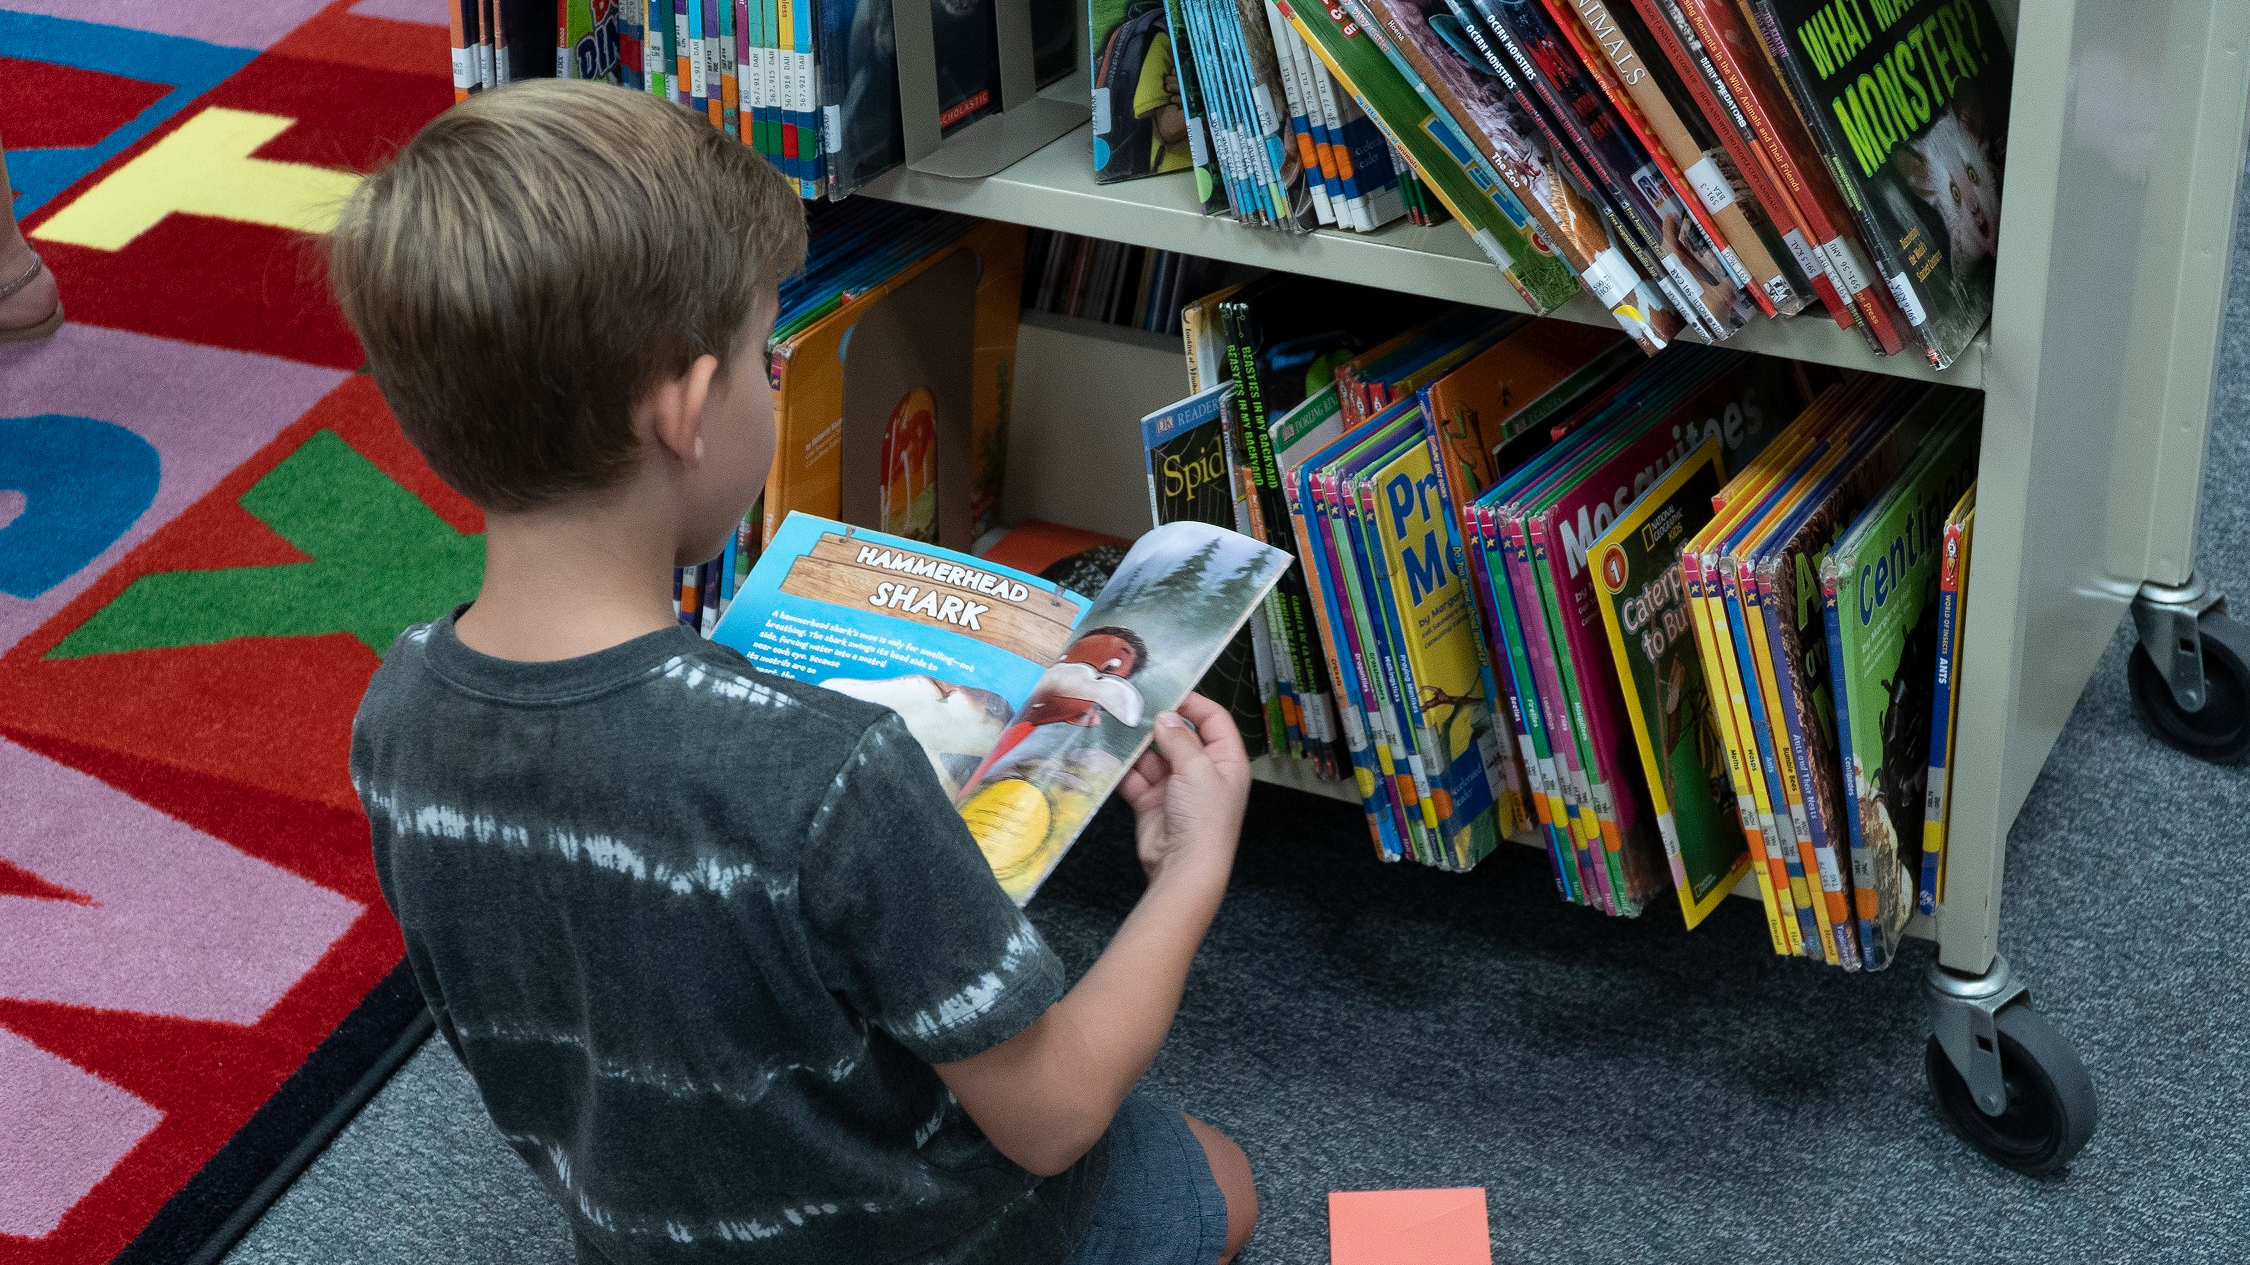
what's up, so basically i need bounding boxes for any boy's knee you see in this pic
[1182,1114,1257,1262]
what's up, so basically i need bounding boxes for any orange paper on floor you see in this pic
[1328,1188,1492,1265]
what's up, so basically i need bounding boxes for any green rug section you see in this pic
[50,429,483,660]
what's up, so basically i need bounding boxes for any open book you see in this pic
[714,512,1292,902]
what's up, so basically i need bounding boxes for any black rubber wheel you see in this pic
[1926,1004,2098,1177]
[2128,616,2250,763]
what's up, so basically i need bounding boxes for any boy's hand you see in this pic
[1118,692,1250,887]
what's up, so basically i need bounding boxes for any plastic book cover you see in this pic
[1747,0,2008,369]
[1520,0,1765,332]
[1670,0,1911,354]
[1590,437,1747,925]
[1364,417,1525,864]
[1621,0,1847,324]
[1274,0,1583,311]
[1336,309,1522,430]
[1264,0,1339,226]
[1094,0,1198,181]
[1359,0,1688,351]
[1679,393,1847,952]
[717,514,1288,902]
[1222,280,1442,775]
[1185,0,1287,224]
[1464,500,1578,899]
[1821,411,1978,968]
[1747,379,1950,965]
[1520,366,1771,913]
[1296,418,1417,859]
[1462,0,1743,341]
[1340,424,1452,860]
[1174,0,1259,219]
[1319,412,1445,860]
[1163,0,1237,211]
[1537,0,1800,318]
[560,0,627,79]
[1921,486,1973,913]
[1144,382,1275,758]
[766,222,1025,549]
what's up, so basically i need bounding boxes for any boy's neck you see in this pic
[455,491,687,663]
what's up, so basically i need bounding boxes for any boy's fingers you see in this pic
[1150,711,1213,777]
[1127,748,1169,790]
[1173,692,1247,767]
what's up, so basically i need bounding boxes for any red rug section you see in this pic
[18,50,453,370]
[0,58,170,150]
[3,5,463,1261]
[0,733,405,1265]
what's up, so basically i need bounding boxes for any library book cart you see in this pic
[859,0,2250,1175]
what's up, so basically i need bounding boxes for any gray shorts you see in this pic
[1062,1094,1232,1265]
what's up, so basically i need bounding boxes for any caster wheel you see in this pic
[2128,617,2249,763]
[1926,1004,2097,1177]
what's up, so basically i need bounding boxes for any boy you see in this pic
[335,81,1258,1264]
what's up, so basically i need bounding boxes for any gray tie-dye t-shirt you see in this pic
[352,612,1105,1264]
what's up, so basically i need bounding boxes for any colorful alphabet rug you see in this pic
[0,4,472,1262]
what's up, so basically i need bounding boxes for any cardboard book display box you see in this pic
[764,221,1027,551]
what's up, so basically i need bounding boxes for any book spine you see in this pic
[1672,0,1904,354]
[1733,556,1835,962]
[675,0,694,108]
[1505,510,1612,912]
[1349,475,1445,843]
[450,0,474,99]
[1164,0,1234,216]
[1321,472,1431,859]
[1292,466,1403,857]
[1626,0,1845,320]
[1527,518,1635,908]
[1759,556,1861,966]
[1744,0,1935,364]
[1479,506,1581,900]
[1264,0,1338,224]
[1682,549,1788,951]
[1921,511,1968,914]
[1541,0,1784,316]
[1819,556,1880,969]
[1696,545,1801,951]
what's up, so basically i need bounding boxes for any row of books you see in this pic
[453,0,1075,199]
[1021,231,1231,336]
[1145,282,1980,966]
[1093,0,1450,233]
[1098,0,2010,369]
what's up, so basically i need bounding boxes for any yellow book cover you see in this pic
[1591,439,1750,928]
[1364,433,1521,864]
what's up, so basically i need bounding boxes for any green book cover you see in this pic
[1591,439,1747,927]
[1821,410,1977,968]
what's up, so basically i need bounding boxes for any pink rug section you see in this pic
[0,0,338,48]
[348,0,449,25]
[0,1028,163,1240]
[0,323,348,656]
[0,737,364,1025]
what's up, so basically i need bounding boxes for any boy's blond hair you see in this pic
[330,79,807,512]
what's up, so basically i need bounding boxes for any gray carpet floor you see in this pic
[225,192,2250,1265]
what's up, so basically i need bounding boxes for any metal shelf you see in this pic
[861,122,1984,387]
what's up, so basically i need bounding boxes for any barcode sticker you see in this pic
[1684,154,1737,214]
[1886,272,1928,325]
[1581,247,1640,308]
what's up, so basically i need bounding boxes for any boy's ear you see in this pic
[641,353,725,466]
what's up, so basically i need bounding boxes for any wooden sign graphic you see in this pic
[781,531,1084,663]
